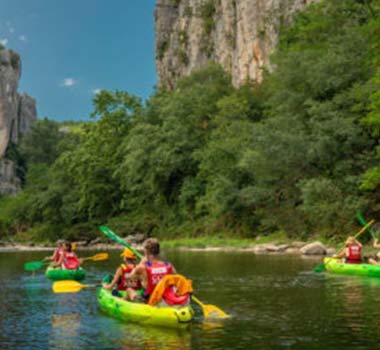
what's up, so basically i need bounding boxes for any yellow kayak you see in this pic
[97,287,194,329]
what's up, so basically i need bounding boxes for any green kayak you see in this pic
[97,287,194,329]
[324,258,380,278]
[45,266,86,281]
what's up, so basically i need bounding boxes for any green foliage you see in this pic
[2,0,380,243]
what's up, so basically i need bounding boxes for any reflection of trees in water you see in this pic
[121,326,191,350]
[50,313,81,350]
[324,275,380,344]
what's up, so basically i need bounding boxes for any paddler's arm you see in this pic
[103,267,122,290]
[333,248,347,259]
[51,254,63,268]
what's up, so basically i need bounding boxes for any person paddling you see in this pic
[334,236,362,264]
[44,239,65,263]
[102,248,143,301]
[128,238,176,303]
[52,241,82,270]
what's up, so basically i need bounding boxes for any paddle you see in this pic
[24,260,48,272]
[81,252,109,262]
[24,252,108,272]
[99,225,230,319]
[356,213,378,239]
[53,280,100,293]
[313,219,375,273]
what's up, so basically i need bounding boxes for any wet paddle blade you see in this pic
[53,280,86,293]
[192,295,230,320]
[203,304,230,320]
[24,261,45,272]
[89,253,109,261]
[313,263,325,273]
[99,225,143,259]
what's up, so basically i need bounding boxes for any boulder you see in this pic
[285,247,302,254]
[300,241,327,255]
[253,245,268,254]
[292,241,307,248]
[89,237,102,246]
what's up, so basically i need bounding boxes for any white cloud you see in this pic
[6,22,15,34]
[18,35,27,42]
[0,38,8,47]
[92,88,101,95]
[61,78,77,87]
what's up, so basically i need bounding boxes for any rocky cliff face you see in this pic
[155,0,317,88]
[0,48,37,195]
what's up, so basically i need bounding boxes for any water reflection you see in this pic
[50,313,81,350]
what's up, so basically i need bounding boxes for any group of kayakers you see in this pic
[45,237,182,305]
[334,236,380,265]
[103,238,179,304]
[44,239,82,270]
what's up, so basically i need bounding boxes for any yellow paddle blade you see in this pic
[82,253,109,262]
[192,295,230,320]
[53,280,87,293]
[71,242,77,250]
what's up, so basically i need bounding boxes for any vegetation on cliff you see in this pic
[0,0,379,243]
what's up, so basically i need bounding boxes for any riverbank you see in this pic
[0,235,337,256]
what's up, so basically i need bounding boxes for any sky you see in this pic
[0,0,157,121]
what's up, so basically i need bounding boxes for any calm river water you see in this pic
[1,250,380,350]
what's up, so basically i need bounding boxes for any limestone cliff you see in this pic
[0,48,37,195]
[155,0,317,88]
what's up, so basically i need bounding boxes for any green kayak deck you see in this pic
[45,266,86,281]
[324,258,380,278]
[97,287,194,329]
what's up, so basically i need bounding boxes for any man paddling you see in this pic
[128,238,177,303]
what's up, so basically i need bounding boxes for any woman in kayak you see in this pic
[334,236,362,264]
[44,239,65,263]
[102,248,143,301]
[52,241,82,270]
[128,238,177,303]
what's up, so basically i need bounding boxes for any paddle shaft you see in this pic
[332,219,374,259]
[356,213,377,239]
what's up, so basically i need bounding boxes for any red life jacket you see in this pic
[144,261,172,296]
[117,264,142,291]
[346,244,362,264]
[53,248,63,263]
[62,251,80,270]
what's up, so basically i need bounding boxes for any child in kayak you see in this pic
[44,239,65,263]
[334,236,362,264]
[102,248,143,301]
[52,241,82,270]
[368,238,380,265]
[128,238,177,303]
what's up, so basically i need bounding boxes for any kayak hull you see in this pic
[97,287,194,329]
[324,258,380,278]
[45,266,86,281]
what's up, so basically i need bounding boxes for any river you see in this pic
[1,250,380,350]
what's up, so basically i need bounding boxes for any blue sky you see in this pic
[0,0,157,121]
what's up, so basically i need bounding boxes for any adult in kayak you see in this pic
[128,238,177,303]
[52,241,82,270]
[333,236,362,264]
[44,239,65,263]
[102,248,144,301]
